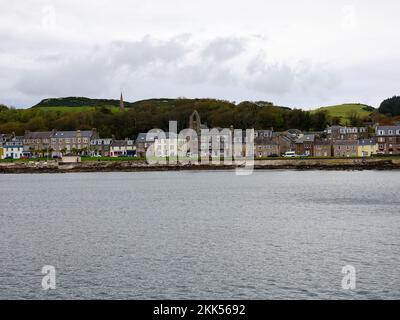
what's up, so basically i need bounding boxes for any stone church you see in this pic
[189,110,208,134]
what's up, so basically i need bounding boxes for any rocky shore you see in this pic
[1,158,400,174]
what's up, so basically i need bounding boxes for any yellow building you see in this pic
[357,139,378,157]
[0,147,3,159]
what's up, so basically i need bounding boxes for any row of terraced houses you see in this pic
[1,121,400,160]
[253,125,399,158]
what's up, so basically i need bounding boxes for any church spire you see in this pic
[119,92,125,112]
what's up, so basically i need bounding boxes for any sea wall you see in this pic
[1,158,400,173]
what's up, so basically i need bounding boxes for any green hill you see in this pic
[31,97,179,113]
[32,97,132,113]
[311,103,376,124]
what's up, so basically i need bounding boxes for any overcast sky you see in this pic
[1,0,400,109]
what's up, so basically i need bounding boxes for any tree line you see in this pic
[0,98,378,139]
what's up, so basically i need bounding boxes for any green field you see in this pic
[311,103,376,124]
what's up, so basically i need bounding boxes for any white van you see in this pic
[283,151,298,158]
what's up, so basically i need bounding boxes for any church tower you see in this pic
[189,110,202,135]
[119,92,125,112]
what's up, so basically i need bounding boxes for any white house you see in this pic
[153,133,187,158]
[110,139,136,157]
[2,145,24,159]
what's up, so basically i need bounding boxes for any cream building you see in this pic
[357,139,378,157]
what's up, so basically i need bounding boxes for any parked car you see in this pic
[283,151,298,158]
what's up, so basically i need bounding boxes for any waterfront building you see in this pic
[1,144,24,159]
[51,129,99,156]
[275,133,297,155]
[375,125,400,155]
[326,126,368,140]
[199,128,239,159]
[110,139,135,157]
[357,139,378,157]
[295,134,316,156]
[333,140,359,157]
[90,138,113,157]
[136,132,159,158]
[153,133,187,158]
[313,140,332,157]
[23,131,53,156]
[254,137,279,158]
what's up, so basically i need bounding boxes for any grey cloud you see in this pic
[14,35,191,98]
[201,37,245,61]
[15,52,114,97]
[110,36,188,69]
[6,33,376,109]
[245,55,295,95]
[173,62,236,87]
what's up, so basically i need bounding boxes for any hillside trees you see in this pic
[379,96,400,116]
[0,98,375,137]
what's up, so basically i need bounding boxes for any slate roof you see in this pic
[375,126,400,135]
[52,130,93,139]
[136,132,181,142]
[254,137,278,145]
[111,140,133,147]
[314,140,332,146]
[333,140,358,146]
[296,134,315,143]
[358,139,377,146]
[137,132,160,142]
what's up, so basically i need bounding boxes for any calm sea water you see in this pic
[0,170,399,300]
